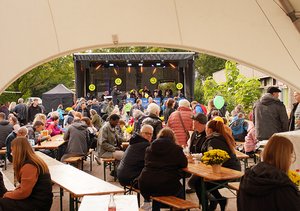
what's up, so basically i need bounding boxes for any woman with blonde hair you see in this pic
[237,135,300,211]
[0,137,53,210]
[194,120,241,211]
[33,113,47,125]
[138,127,187,210]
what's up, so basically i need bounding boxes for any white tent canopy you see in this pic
[0,0,299,93]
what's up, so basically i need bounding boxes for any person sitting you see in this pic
[0,137,53,210]
[117,124,153,186]
[61,118,89,161]
[46,115,62,136]
[97,114,125,161]
[138,127,188,211]
[5,127,28,163]
[237,135,300,211]
[194,120,241,211]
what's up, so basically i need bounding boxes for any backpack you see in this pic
[229,118,248,141]
[195,104,207,115]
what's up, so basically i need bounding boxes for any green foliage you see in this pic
[0,56,74,104]
[194,79,205,104]
[202,61,261,114]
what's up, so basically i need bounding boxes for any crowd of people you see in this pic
[0,85,299,210]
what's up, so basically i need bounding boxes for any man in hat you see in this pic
[253,86,288,141]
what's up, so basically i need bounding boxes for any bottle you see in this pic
[108,193,116,211]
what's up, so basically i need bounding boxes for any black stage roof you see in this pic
[73,52,196,62]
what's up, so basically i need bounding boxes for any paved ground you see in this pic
[2,153,255,210]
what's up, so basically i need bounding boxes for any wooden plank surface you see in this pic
[36,151,63,166]
[151,196,199,209]
[1,171,15,191]
[33,134,65,150]
[79,195,139,211]
[235,150,249,159]
[183,162,243,181]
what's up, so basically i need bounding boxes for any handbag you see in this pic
[177,112,190,141]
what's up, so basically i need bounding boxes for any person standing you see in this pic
[0,112,13,149]
[253,86,288,141]
[13,98,28,126]
[28,98,42,123]
[289,91,300,131]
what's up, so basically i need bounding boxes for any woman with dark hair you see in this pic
[0,137,53,210]
[163,98,175,124]
[237,135,300,211]
[138,127,187,211]
[194,120,241,211]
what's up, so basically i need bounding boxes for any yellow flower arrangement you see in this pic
[288,170,300,187]
[201,149,230,165]
[126,125,134,134]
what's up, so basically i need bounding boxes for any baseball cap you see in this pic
[267,86,281,94]
[191,113,207,124]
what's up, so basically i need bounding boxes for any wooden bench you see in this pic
[86,149,94,171]
[101,158,116,181]
[0,149,7,170]
[124,185,141,206]
[64,156,84,170]
[151,195,199,210]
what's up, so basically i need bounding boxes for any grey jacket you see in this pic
[98,121,124,158]
[253,93,288,140]
[0,120,13,148]
[63,122,88,156]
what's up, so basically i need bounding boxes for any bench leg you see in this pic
[81,159,84,171]
[69,193,74,211]
[103,162,107,181]
[90,154,92,172]
[113,161,117,181]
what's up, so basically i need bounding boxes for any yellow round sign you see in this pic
[150,77,157,84]
[115,78,122,85]
[89,84,96,91]
[176,83,183,90]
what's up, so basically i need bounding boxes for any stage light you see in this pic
[109,63,114,67]
[114,68,118,75]
[151,64,154,67]
[95,64,102,70]
[127,63,132,66]
[169,63,176,69]
[156,63,161,66]
[138,63,143,66]
[152,68,157,75]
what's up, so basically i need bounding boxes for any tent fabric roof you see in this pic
[0,0,300,92]
[73,52,196,61]
[43,84,74,95]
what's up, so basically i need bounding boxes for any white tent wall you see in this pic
[0,0,299,93]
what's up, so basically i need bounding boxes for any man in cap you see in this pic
[253,86,288,141]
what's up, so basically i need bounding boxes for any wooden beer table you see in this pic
[79,195,139,211]
[183,162,243,211]
[235,150,250,169]
[33,135,66,160]
[36,152,124,211]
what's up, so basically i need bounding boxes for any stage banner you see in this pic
[141,98,148,109]
[126,98,135,104]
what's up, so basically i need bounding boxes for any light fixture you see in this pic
[127,63,132,66]
[140,66,144,73]
[109,63,114,67]
[138,63,143,66]
[114,68,118,75]
[95,64,102,70]
[169,63,176,69]
[156,63,161,66]
[152,68,157,75]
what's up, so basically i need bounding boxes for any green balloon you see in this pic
[213,96,225,109]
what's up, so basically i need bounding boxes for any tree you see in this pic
[0,56,74,104]
[202,61,261,114]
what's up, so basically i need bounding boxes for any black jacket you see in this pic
[28,105,42,123]
[189,130,206,154]
[141,114,163,141]
[138,137,187,199]
[237,162,300,211]
[289,102,299,131]
[0,120,13,148]
[117,133,150,186]
[202,133,241,171]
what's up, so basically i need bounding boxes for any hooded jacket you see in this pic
[117,133,150,186]
[0,120,13,148]
[138,137,187,199]
[63,122,88,156]
[237,162,300,211]
[253,93,288,140]
[141,113,163,141]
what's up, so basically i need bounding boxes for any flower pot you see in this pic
[212,164,221,173]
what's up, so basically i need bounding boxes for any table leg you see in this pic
[60,187,63,211]
[200,177,208,211]
[182,177,186,199]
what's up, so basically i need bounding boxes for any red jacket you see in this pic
[167,106,193,146]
